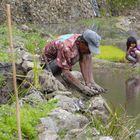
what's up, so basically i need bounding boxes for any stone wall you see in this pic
[0,0,94,24]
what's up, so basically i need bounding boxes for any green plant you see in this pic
[24,32,46,54]
[32,55,42,89]
[0,24,47,55]
[82,105,138,140]
[0,50,9,62]
[0,99,57,140]
[96,45,125,62]
[0,24,8,46]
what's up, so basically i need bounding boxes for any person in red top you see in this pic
[42,29,105,96]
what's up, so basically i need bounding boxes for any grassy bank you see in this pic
[0,24,47,62]
[0,99,57,140]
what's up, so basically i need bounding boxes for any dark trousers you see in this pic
[46,60,62,76]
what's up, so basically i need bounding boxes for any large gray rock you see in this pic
[70,71,83,80]
[38,108,89,139]
[87,96,109,122]
[22,52,35,61]
[19,88,44,106]
[54,95,85,113]
[13,36,27,49]
[24,70,66,92]
[65,129,84,140]
[21,54,41,72]
[65,128,100,140]
[45,91,72,100]
[48,108,89,130]
[64,128,113,140]
[0,63,13,104]
[21,61,35,72]
[38,130,58,140]
[38,117,58,133]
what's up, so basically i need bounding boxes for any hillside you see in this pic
[0,0,139,24]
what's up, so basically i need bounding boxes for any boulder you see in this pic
[87,96,109,122]
[19,88,44,106]
[38,108,89,139]
[54,95,85,113]
[38,130,58,140]
[23,70,66,92]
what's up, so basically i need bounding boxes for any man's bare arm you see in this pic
[61,69,98,96]
[79,54,105,92]
[79,54,94,85]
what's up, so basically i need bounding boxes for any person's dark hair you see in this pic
[75,35,87,45]
[126,36,137,51]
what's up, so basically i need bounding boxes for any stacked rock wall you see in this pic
[0,0,94,24]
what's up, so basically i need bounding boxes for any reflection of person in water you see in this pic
[125,76,140,102]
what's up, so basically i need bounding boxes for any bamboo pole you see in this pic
[6,4,22,140]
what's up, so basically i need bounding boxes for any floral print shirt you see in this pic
[44,34,81,70]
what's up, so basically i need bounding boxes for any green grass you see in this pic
[0,24,9,46]
[0,24,47,54]
[0,51,9,62]
[83,105,138,140]
[96,45,125,62]
[0,99,57,140]
[0,24,49,62]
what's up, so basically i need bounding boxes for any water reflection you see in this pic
[93,68,140,118]
[125,76,140,103]
[125,75,140,128]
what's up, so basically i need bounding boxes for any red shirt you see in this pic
[44,34,81,70]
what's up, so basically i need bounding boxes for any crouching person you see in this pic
[42,29,105,96]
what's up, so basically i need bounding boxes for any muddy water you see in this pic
[93,68,140,127]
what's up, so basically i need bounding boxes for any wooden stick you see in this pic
[6,4,22,140]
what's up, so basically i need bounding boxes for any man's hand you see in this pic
[61,70,101,96]
[83,85,99,96]
[86,82,106,93]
